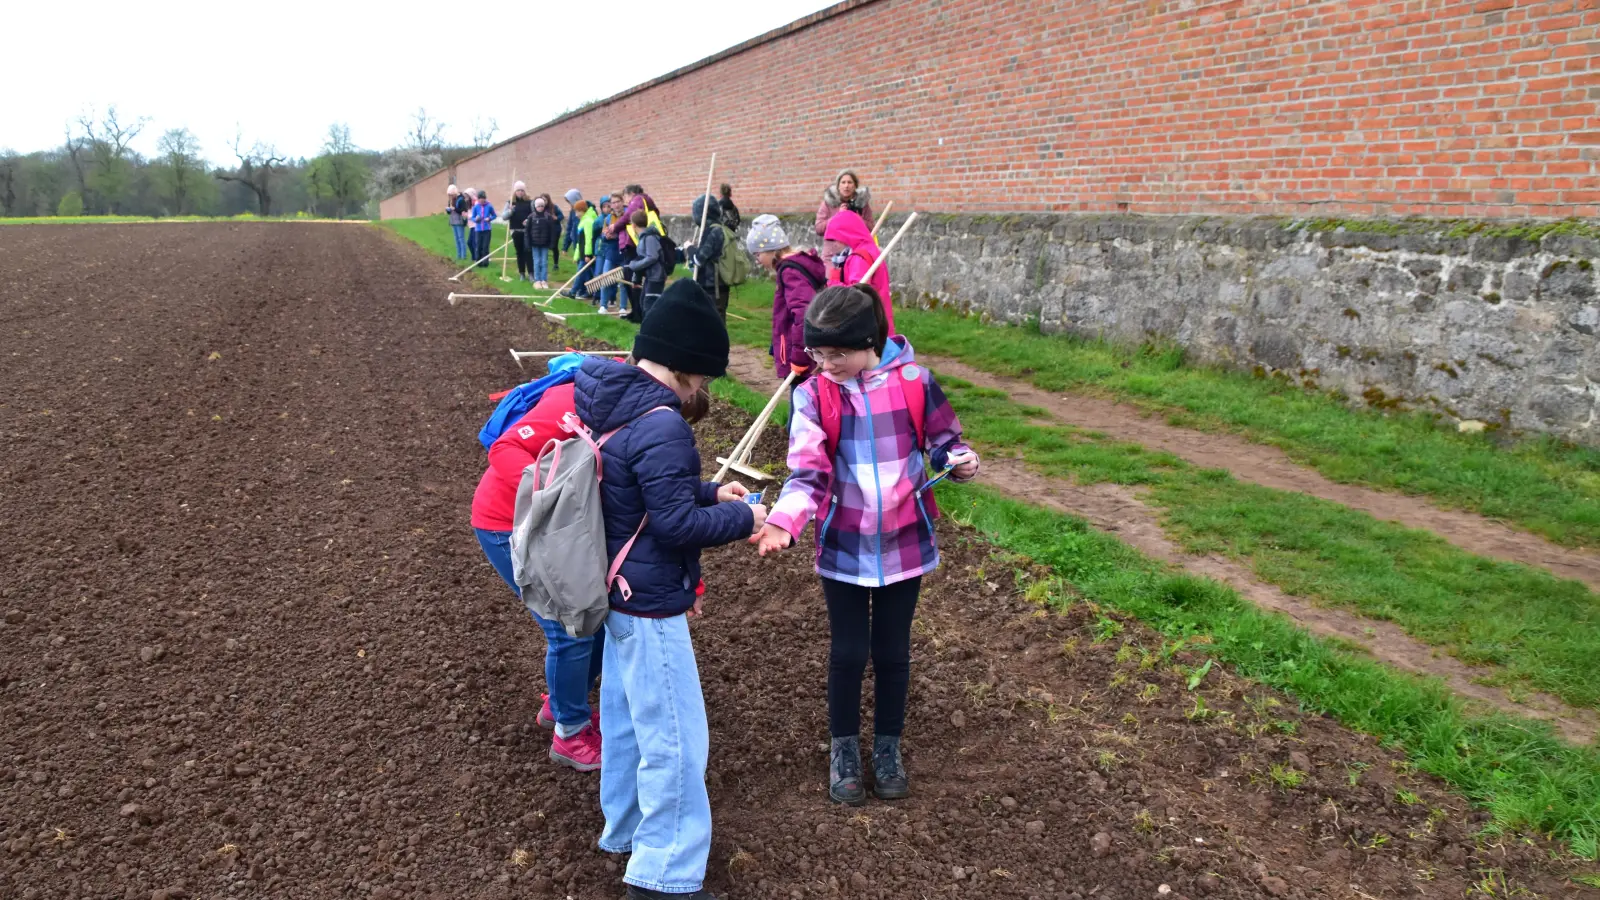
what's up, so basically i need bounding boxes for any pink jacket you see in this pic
[824,210,896,336]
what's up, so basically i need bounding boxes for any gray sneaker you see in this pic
[829,736,866,805]
[872,735,909,800]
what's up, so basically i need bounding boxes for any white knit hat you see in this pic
[564,189,582,204]
[513,180,526,192]
[745,214,790,254]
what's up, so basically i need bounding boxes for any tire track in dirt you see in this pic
[976,457,1600,745]
[920,354,1600,593]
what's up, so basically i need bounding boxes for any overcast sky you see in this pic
[0,0,835,163]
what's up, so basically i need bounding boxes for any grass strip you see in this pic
[936,374,1600,710]
[941,483,1600,858]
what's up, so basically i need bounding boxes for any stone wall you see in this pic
[665,214,1600,445]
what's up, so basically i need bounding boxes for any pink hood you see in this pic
[823,209,874,253]
[823,210,895,336]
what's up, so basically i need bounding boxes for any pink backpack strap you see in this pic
[593,405,675,602]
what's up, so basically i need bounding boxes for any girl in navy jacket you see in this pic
[581,279,766,900]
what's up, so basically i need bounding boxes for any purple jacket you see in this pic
[610,193,656,253]
[767,337,975,587]
[771,250,827,379]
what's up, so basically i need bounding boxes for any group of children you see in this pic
[469,191,978,899]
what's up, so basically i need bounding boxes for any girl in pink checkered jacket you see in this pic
[754,284,979,806]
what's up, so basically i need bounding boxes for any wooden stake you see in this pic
[510,348,618,369]
[859,211,918,283]
[869,200,894,240]
[500,172,518,282]
[448,292,536,306]
[691,153,716,278]
[714,371,796,483]
[537,258,596,306]
[448,237,512,281]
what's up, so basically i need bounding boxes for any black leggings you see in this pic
[512,232,532,277]
[822,576,921,738]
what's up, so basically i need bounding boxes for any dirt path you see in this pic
[920,355,1600,593]
[1,224,1587,899]
[978,460,1600,745]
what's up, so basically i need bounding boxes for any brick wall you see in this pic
[381,0,1600,222]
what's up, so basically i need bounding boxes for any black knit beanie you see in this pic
[632,279,730,377]
[804,298,880,352]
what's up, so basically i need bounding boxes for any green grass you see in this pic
[934,374,1600,709]
[386,213,1600,709]
[385,214,1600,853]
[937,484,1600,858]
[720,278,1600,549]
[382,215,787,424]
[0,212,361,225]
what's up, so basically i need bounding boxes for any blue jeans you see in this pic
[452,223,468,259]
[473,229,493,265]
[596,252,626,310]
[532,247,549,282]
[474,528,603,727]
[597,610,710,893]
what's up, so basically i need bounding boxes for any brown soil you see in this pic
[0,223,1591,900]
[920,355,1600,592]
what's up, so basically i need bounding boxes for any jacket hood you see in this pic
[574,358,682,435]
[823,209,874,250]
[781,249,827,280]
[822,182,871,212]
[691,194,723,227]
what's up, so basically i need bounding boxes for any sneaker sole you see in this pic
[549,750,601,772]
[872,784,909,801]
[537,711,555,730]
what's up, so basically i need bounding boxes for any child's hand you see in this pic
[716,482,749,503]
[951,450,980,480]
[752,523,791,555]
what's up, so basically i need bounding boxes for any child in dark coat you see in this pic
[580,280,767,899]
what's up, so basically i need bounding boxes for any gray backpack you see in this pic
[508,406,671,638]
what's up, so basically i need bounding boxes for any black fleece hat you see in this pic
[632,279,730,377]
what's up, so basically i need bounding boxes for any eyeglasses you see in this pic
[804,348,855,364]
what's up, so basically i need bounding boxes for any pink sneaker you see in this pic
[549,724,602,771]
[537,695,600,735]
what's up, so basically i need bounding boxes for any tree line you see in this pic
[0,107,497,219]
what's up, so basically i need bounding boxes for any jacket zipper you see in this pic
[861,373,886,586]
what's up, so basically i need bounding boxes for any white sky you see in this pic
[0,0,836,163]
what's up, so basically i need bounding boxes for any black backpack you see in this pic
[656,231,681,273]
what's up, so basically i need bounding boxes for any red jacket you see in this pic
[470,383,578,532]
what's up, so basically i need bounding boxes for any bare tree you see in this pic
[214,130,284,216]
[0,152,17,216]
[154,128,206,214]
[471,116,499,149]
[407,108,447,154]
[62,123,91,208]
[306,123,369,218]
[77,105,150,213]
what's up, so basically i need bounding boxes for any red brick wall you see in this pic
[381,0,1600,221]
